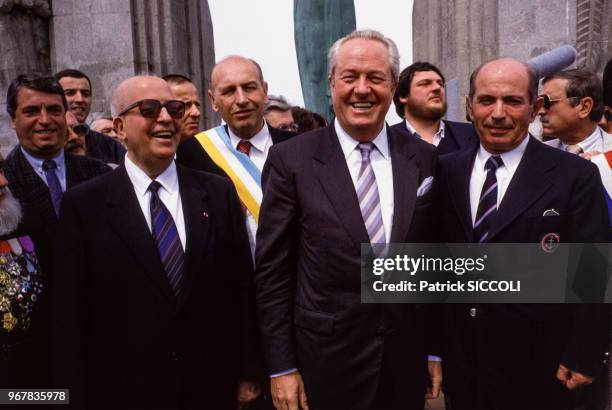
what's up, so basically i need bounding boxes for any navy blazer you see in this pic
[391,119,478,156]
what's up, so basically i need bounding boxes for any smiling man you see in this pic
[51,75,260,409]
[391,62,477,155]
[436,58,610,410]
[254,30,440,410]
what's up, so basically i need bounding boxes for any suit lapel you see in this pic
[313,126,370,245]
[388,126,419,242]
[446,146,478,241]
[175,165,210,310]
[488,137,554,241]
[105,166,175,304]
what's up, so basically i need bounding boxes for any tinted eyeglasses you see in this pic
[118,99,185,119]
[539,94,581,109]
[70,123,90,137]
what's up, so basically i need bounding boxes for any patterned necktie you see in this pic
[236,140,252,213]
[42,159,63,217]
[356,143,386,244]
[565,144,583,155]
[149,181,184,297]
[473,156,504,243]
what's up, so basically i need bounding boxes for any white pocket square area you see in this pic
[416,176,434,197]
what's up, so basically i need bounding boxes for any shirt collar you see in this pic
[404,119,445,140]
[227,121,271,153]
[20,146,65,171]
[335,118,390,160]
[560,126,603,152]
[124,155,178,198]
[476,134,529,171]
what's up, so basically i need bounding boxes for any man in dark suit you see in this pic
[51,76,260,409]
[176,56,293,259]
[391,61,477,156]
[55,69,126,165]
[437,57,610,410]
[255,30,440,410]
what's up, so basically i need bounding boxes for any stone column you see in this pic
[51,0,217,128]
[0,0,52,156]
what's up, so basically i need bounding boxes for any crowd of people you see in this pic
[0,28,611,410]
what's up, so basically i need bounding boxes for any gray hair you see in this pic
[327,29,400,85]
[265,95,292,114]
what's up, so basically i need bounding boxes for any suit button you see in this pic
[171,351,179,361]
[469,308,477,318]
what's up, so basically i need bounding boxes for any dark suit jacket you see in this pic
[436,137,611,410]
[175,124,294,176]
[391,119,478,156]
[255,124,438,409]
[51,164,258,409]
[85,129,126,165]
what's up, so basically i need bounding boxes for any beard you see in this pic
[0,187,23,236]
[405,98,447,122]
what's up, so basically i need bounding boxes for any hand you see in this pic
[237,381,261,409]
[425,360,443,399]
[556,364,594,390]
[270,372,308,410]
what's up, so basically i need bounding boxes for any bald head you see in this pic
[469,58,538,104]
[210,56,264,89]
[111,76,173,117]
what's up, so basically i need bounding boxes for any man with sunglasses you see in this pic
[55,69,126,166]
[51,75,260,410]
[64,111,88,157]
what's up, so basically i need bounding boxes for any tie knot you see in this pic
[149,180,162,195]
[237,140,252,156]
[358,142,375,159]
[42,159,57,171]
[485,155,503,172]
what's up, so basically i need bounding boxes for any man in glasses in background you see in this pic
[3,73,110,386]
[55,69,126,165]
[264,95,297,131]
[91,115,120,141]
[163,74,202,141]
[65,111,88,156]
[51,75,261,409]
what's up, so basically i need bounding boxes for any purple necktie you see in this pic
[42,159,63,217]
[149,181,184,297]
[356,143,386,244]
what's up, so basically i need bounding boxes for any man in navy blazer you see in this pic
[51,76,259,409]
[437,57,610,410]
[391,61,477,156]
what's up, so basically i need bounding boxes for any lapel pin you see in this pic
[202,212,209,218]
[542,208,559,217]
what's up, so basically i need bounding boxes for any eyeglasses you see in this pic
[277,123,298,132]
[118,99,185,119]
[70,123,89,137]
[539,94,581,109]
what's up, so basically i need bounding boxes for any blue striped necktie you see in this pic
[149,181,184,297]
[356,143,386,244]
[42,159,63,217]
[473,155,504,243]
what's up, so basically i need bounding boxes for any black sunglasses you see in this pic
[70,123,89,137]
[539,94,581,109]
[118,99,185,119]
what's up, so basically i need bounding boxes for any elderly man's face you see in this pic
[467,59,540,154]
[169,81,201,140]
[58,76,92,123]
[265,109,295,131]
[91,118,117,138]
[11,87,68,159]
[115,77,182,175]
[208,58,268,139]
[65,111,87,156]
[329,38,396,142]
[538,78,584,141]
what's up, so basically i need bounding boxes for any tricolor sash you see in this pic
[195,126,262,222]
[591,151,612,225]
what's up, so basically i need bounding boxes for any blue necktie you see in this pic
[473,156,504,243]
[42,159,63,217]
[149,181,184,297]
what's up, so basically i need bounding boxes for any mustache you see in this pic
[65,140,85,151]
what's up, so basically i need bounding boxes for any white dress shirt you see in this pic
[335,118,394,243]
[550,126,605,153]
[228,123,272,257]
[405,119,446,147]
[124,155,186,250]
[469,135,529,225]
[21,147,67,191]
